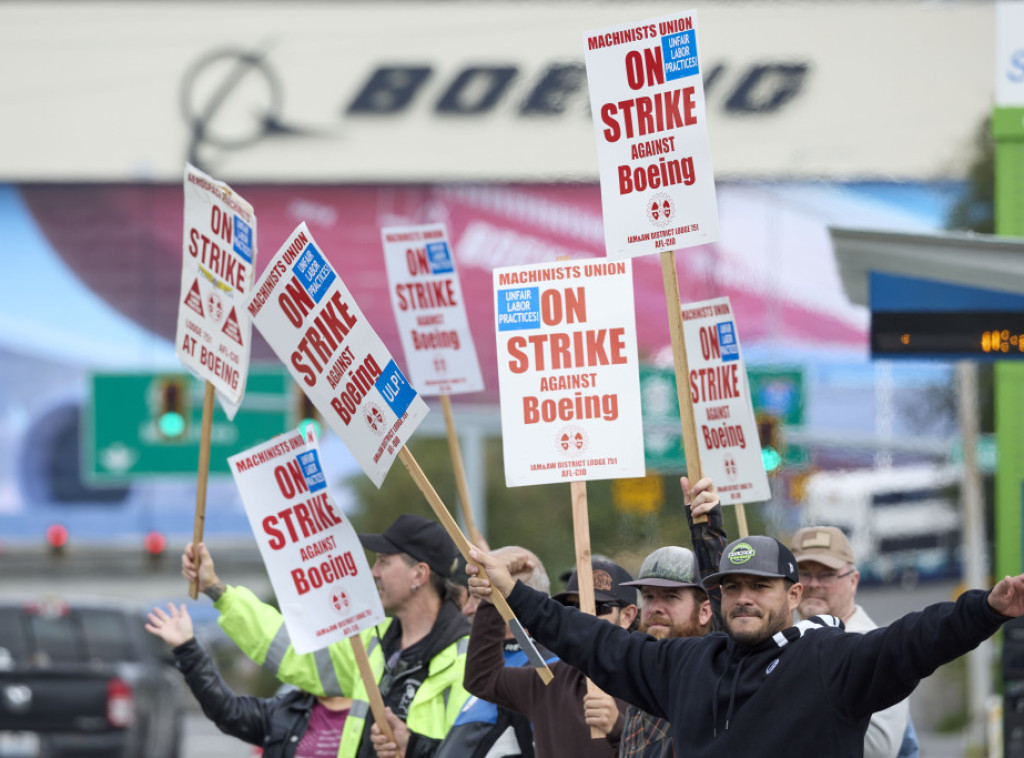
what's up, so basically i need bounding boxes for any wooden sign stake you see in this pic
[660,250,710,524]
[398,447,554,684]
[189,380,216,599]
[350,634,401,754]
[440,395,482,544]
[569,479,612,738]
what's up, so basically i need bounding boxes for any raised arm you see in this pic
[681,476,727,628]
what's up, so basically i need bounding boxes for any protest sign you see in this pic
[681,296,770,504]
[493,259,645,486]
[248,223,428,488]
[583,11,719,258]
[175,164,256,417]
[380,223,483,396]
[382,222,485,541]
[230,429,384,654]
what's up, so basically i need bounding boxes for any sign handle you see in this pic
[189,380,216,599]
[439,395,482,544]
[735,502,749,538]
[570,480,609,738]
[660,250,709,524]
[397,447,554,684]
[350,635,401,755]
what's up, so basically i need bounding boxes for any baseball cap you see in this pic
[704,535,799,587]
[790,526,855,570]
[358,514,458,578]
[554,558,638,608]
[621,546,705,591]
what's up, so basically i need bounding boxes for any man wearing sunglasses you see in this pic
[791,526,917,758]
[465,555,638,757]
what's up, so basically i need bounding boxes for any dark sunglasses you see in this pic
[561,600,622,615]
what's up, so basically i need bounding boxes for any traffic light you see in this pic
[154,377,188,440]
[144,531,167,570]
[45,523,68,559]
[757,414,782,473]
[293,386,321,439]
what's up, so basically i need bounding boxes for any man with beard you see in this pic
[466,533,1024,757]
[617,547,712,758]
[791,526,917,758]
[616,476,726,758]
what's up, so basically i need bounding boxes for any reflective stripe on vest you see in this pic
[264,624,291,675]
[350,699,370,720]
[314,646,343,696]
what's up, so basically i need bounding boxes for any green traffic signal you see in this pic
[761,446,782,473]
[158,411,186,438]
[298,418,322,440]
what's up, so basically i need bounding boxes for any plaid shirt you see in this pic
[619,705,674,758]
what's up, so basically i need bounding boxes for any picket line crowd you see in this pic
[147,476,1024,758]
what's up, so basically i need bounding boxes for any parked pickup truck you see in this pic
[0,598,187,757]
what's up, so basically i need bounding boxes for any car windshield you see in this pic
[0,607,139,666]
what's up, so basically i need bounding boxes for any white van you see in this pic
[801,465,962,585]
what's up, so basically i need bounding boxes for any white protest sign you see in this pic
[230,429,384,654]
[583,11,719,259]
[248,223,429,487]
[175,164,256,418]
[681,296,769,503]
[380,223,483,396]
[494,259,645,486]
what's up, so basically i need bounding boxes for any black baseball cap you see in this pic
[358,514,458,578]
[554,558,638,608]
[704,535,800,587]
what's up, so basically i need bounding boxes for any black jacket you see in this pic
[173,637,315,757]
[506,583,1008,758]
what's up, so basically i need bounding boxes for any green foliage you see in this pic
[947,118,994,234]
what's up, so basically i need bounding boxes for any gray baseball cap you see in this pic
[704,535,800,587]
[621,546,704,591]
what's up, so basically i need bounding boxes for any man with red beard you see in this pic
[616,477,726,758]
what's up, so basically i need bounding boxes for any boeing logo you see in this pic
[180,46,810,172]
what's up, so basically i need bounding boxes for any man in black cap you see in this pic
[182,513,470,758]
[465,554,638,758]
[467,533,1024,757]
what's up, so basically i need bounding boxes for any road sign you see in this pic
[85,367,294,482]
[640,365,805,472]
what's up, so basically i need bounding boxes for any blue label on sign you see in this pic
[662,30,699,80]
[233,216,253,263]
[292,243,336,304]
[296,449,326,492]
[717,321,739,362]
[427,242,453,274]
[375,360,417,418]
[496,287,540,332]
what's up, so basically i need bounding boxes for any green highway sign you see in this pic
[85,366,300,482]
[639,365,805,472]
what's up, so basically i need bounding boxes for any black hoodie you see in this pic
[506,582,1007,758]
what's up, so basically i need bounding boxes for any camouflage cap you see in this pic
[621,546,704,591]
